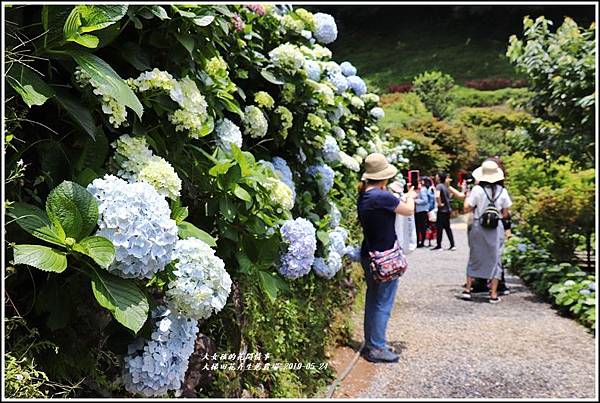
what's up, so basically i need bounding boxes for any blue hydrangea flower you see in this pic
[326,250,342,273]
[313,13,338,44]
[312,257,334,279]
[516,243,528,253]
[272,156,296,199]
[344,245,362,262]
[329,226,348,255]
[123,306,199,397]
[370,107,385,120]
[304,60,321,81]
[87,175,178,279]
[347,75,367,96]
[588,283,596,291]
[327,72,349,94]
[307,164,335,196]
[279,217,317,279]
[340,61,357,77]
[564,280,576,287]
[322,135,341,162]
[579,289,591,295]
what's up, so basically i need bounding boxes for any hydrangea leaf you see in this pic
[6,64,55,107]
[8,202,66,247]
[170,200,189,224]
[177,221,217,247]
[118,41,151,71]
[53,87,99,140]
[258,270,289,303]
[193,15,214,26]
[13,244,68,273]
[149,5,170,20]
[260,69,285,85]
[46,181,99,241]
[69,50,144,118]
[89,267,149,334]
[73,236,115,269]
[233,185,252,202]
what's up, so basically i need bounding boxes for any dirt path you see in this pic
[331,219,597,399]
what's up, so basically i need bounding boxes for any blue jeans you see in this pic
[361,256,399,350]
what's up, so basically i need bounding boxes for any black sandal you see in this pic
[460,289,472,300]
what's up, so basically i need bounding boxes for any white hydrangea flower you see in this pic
[242,106,268,138]
[87,175,178,279]
[269,43,305,73]
[215,118,243,152]
[130,68,176,92]
[329,203,341,228]
[313,13,338,44]
[339,151,361,172]
[264,177,294,210]
[332,126,345,140]
[170,76,207,115]
[350,96,365,109]
[123,306,199,397]
[370,107,385,120]
[75,67,128,128]
[166,238,232,320]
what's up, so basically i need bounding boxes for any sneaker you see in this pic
[385,343,395,352]
[446,246,457,251]
[430,246,442,250]
[364,348,400,363]
[489,296,501,304]
[501,289,511,295]
[460,290,472,300]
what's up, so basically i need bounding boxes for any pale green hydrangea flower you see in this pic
[275,105,293,138]
[282,83,296,103]
[242,106,268,138]
[281,14,304,33]
[75,67,128,128]
[264,177,294,210]
[137,157,183,200]
[205,56,228,78]
[129,68,176,92]
[269,43,305,73]
[350,96,365,109]
[361,93,380,104]
[254,91,275,110]
[295,8,316,31]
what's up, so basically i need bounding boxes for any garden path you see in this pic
[333,218,597,399]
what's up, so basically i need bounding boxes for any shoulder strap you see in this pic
[482,185,503,206]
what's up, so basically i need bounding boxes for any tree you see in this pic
[506,16,595,168]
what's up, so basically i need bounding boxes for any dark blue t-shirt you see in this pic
[357,188,400,257]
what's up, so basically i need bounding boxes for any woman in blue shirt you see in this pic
[357,153,416,363]
[414,178,430,247]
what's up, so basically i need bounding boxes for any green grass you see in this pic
[331,29,524,92]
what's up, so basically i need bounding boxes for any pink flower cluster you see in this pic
[246,4,266,16]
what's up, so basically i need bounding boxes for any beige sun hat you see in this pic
[472,160,505,183]
[361,153,398,181]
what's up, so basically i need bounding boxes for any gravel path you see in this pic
[351,219,597,399]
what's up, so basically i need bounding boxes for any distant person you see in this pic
[414,177,430,248]
[424,176,437,247]
[432,172,465,251]
[357,153,416,363]
[461,160,512,304]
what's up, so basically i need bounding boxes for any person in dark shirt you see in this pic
[357,153,416,363]
[432,172,465,251]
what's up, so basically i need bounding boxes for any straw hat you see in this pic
[361,153,398,181]
[472,160,504,183]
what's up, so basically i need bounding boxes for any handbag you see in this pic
[427,209,437,222]
[368,240,408,283]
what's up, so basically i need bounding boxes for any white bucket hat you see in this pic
[472,160,504,183]
[361,153,398,181]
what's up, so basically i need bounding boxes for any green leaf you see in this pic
[77,5,128,33]
[261,69,285,85]
[258,271,288,303]
[67,33,100,48]
[69,51,143,118]
[177,222,217,247]
[175,33,195,54]
[230,144,249,176]
[233,185,252,202]
[209,160,234,177]
[53,87,98,140]
[13,245,67,273]
[8,202,65,247]
[89,267,149,333]
[170,201,189,224]
[236,252,256,275]
[6,64,54,107]
[219,198,236,221]
[317,230,330,246]
[46,181,99,241]
[74,130,108,171]
[73,236,115,269]
[150,5,170,20]
[193,15,214,26]
[75,167,99,187]
[119,41,151,71]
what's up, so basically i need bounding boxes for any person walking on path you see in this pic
[432,172,465,251]
[414,178,430,248]
[424,176,437,247]
[461,160,512,304]
[357,153,416,363]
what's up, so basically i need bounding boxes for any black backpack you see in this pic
[478,185,503,229]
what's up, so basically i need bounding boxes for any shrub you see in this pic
[507,16,595,168]
[450,86,532,108]
[412,71,455,118]
[387,82,413,93]
[379,92,433,130]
